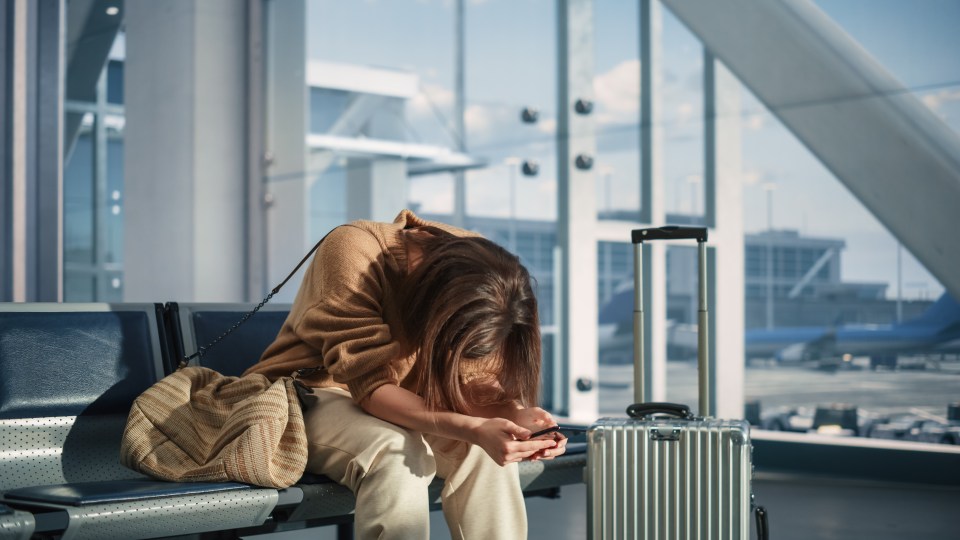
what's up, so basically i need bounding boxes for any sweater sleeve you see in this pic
[292,225,403,402]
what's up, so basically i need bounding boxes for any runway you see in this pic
[598,360,960,418]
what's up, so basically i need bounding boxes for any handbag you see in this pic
[120,236,327,488]
[120,366,308,488]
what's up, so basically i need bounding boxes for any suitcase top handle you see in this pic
[626,402,696,420]
[631,226,708,243]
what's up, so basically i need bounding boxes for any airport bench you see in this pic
[0,303,283,540]
[0,302,586,539]
[1,502,35,540]
[166,303,587,532]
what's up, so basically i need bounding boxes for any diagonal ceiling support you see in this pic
[663,0,960,301]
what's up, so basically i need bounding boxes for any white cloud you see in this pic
[921,88,960,114]
[746,113,766,131]
[537,177,556,195]
[537,117,557,135]
[408,83,454,119]
[741,170,763,187]
[593,59,641,124]
[464,102,538,146]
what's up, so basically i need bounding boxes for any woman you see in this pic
[244,209,567,539]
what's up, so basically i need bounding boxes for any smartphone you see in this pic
[529,425,587,439]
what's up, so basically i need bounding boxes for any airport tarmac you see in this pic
[263,360,959,540]
[598,360,960,419]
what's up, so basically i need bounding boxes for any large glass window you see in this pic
[661,9,705,222]
[814,0,960,137]
[308,0,458,235]
[594,1,640,221]
[739,68,952,443]
[306,0,561,407]
[63,30,125,301]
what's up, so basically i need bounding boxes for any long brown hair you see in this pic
[397,228,541,414]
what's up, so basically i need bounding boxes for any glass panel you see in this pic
[462,0,557,335]
[664,245,698,406]
[63,15,124,302]
[597,240,632,413]
[64,274,96,302]
[106,60,124,105]
[740,80,951,444]
[101,271,124,303]
[308,160,348,240]
[815,0,960,136]
[106,133,124,265]
[305,0,460,238]
[307,0,456,149]
[309,88,352,135]
[64,130,95,266]
[661,9,704,223]
[408,173,454,216]
[594,1,640,221]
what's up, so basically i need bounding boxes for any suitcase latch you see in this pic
[650,428,682,441]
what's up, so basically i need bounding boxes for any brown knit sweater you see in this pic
[243,210,479,403]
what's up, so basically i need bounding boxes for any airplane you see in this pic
[598,287,960,368]
[744,293,960,368]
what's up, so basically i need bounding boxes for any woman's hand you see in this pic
[509,407,567,461]
[529,431,567,461]
[505,406,569,462]
[507,406,555,432]
[471,417,558,466]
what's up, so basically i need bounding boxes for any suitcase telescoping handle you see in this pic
[631,225,708,243]
[632,226,710,417]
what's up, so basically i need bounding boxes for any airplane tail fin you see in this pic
[902,293,960,330]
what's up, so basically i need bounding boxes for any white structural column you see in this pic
[262,0,309,302]
[705,53,745,419]
[124,0,248,301]
[245,0,266,300]
[640,0,668,403]
[346,159,407,223]
[557,0,598,420]
[345,98,409,223]
[664,0,960,301]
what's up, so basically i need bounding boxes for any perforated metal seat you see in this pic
[0,304,279,540]
[0,503,35,540]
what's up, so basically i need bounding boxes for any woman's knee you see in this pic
[331,425,436,492]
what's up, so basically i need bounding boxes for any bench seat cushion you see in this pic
[3,478,249,507]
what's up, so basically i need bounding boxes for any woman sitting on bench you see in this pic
[244,210,566,539]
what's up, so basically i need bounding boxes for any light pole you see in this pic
[686,174,702,216]
[896,242,903,323]
[763,182,776,329]
[599,165,614,217]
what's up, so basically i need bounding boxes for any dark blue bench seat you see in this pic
[0,304,280,540]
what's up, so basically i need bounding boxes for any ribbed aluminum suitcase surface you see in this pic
[587,417,752,540]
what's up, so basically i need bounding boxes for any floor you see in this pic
[248,475,960,539]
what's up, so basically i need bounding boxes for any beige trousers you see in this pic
[304,387,527,540]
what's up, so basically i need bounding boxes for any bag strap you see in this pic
[755,505,769,540]
[179,233,329,368]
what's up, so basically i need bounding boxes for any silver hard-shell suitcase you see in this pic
[587,226,767,540]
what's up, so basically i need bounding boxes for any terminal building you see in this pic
[2,1,959,539]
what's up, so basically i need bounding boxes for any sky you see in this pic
[305,0,960,301]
